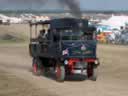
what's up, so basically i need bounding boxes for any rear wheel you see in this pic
[90,68,98,81]
[87,64,98,81]
[32,58,43,76]
[55,65,65,82]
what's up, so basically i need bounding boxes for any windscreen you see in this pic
[57,28,93,40]
[51,18,93,41]
[60,29,83,40]
[51,18,88,29]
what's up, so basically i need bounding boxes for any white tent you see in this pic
[0,14,22,24]
[34,16,50,22]
[99,15,128,30]
[9,17,22,23]
[0,14,10,23]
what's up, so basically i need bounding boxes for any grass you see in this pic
[0,35,29,45]
[0,40,27,47]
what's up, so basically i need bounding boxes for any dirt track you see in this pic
[0,43,128,96]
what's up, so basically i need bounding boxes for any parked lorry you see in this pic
[29,18,100,82]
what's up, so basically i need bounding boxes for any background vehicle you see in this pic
[29,18,100,82]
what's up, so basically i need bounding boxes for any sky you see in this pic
[0,0,128,10]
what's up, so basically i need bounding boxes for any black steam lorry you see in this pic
[29,18,100,82]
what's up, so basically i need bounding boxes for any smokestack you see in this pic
[58,0,82,18]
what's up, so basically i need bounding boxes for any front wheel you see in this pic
[32,58,43,76]
[55,65,65,82]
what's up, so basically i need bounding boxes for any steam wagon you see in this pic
[29,18,100,82]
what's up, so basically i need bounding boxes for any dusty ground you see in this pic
[0,69,55,96]
[0,24,128,96]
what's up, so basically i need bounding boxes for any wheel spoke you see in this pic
[33,64,37,73]
[55,65,65,82]
[56,66,61,78]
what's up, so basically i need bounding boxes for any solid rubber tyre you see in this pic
[32,58,43,76]
[55,65,65,82]
[90,68,98,81]
[87,64,98,81]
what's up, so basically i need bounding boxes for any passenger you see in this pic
[38,29,47,42]
[40,30,46,38]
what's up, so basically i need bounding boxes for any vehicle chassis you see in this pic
[29,18,100,82]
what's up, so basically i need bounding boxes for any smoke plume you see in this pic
[58,0,82,18]
[5,0,82,17]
